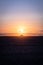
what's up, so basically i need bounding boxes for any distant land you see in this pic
[0,33,43,36]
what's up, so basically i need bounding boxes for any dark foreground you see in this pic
[0,36,43,65]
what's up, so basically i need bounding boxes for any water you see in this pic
[0,36,43,65]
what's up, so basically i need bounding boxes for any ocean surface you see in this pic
[0,36,43,65]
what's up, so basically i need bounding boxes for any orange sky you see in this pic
[0,0,43,36]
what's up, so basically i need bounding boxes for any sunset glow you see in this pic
[17,26,25,36]
[0,0,43,36]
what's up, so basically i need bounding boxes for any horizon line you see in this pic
[0,33,43,36]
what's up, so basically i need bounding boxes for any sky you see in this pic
[0,0,43,36]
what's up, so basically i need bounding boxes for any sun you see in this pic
[19,28,24,36]
[19,28,24,33]
[18,27,25,36]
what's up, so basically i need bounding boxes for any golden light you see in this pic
[19,28,24,33]
[17,26,25,36]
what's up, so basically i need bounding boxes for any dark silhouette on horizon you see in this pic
[0,36,43,65]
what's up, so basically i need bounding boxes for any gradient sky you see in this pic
[0,0,43,35]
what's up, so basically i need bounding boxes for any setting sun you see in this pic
[19,29,24,36]
[19,28,24,34]
[19,28,24,36]
[17,26,26,36]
